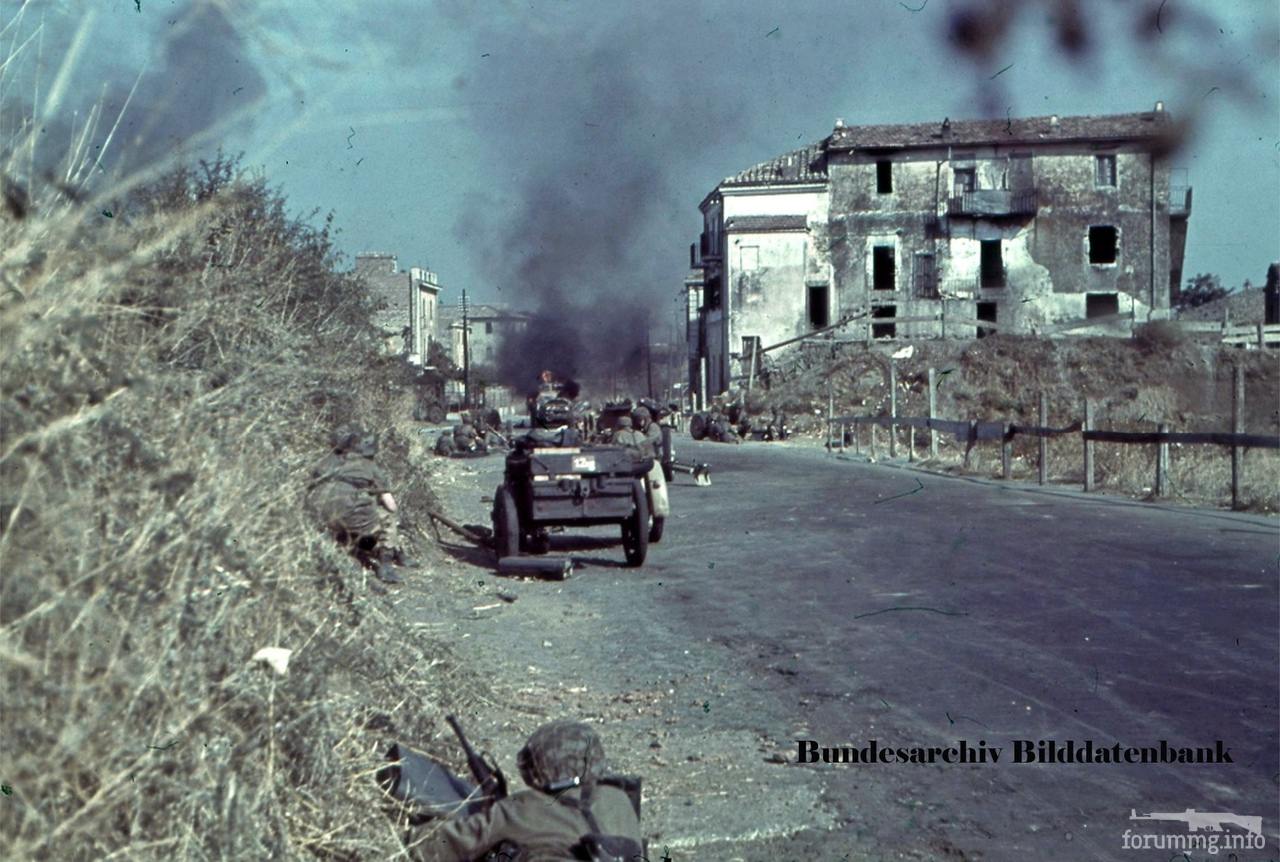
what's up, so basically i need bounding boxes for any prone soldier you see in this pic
[406,720,643,862]
[307,426,416,584]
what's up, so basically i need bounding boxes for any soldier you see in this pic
[630,406,662,459]
[610,414,645,452]
[407,721,642,862]
[453,414,485,454]
[307,426,416,584]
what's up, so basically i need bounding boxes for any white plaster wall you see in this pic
[722,189,826,219]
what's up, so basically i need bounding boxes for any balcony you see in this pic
[947,189,1037,218]
[1169,185,1192,217]
[699,232,722,262]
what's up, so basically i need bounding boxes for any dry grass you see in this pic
[0,157,470,859]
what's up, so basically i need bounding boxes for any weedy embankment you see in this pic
[1,159,463,859]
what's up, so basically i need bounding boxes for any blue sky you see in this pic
[14,0,1280,312]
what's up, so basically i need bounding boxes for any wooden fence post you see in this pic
[871,422,879,460]
[1156,422,1169,497]
[840,423,846,454]
[1258,322,1266,350]
[1083,398,1095,492]
[1038,392,1048,485]
[889,360,898,459]
[1232,365,1243,509]
[963,420,976,470]
[827,382,835,453]
[908,421,916,462]
[928,367,938,459]
[1001,423,1012,480]
[854,420,860,455]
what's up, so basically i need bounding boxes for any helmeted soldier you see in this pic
[307,426,416,584]
[408,721,643,862]
[610,414,646,453]
[629,406,662,459]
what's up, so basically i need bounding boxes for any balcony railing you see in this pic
[947,189,1037,217]
[1169,185,1192,217]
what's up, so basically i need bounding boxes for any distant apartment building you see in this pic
[353,252,441,362]
[439,303,532,370]
[689,104,1192,397]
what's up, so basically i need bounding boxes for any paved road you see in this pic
[431,434,1280,860]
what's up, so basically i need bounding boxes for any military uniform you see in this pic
[407,721,643,862]
[307,451,399,550]
[407,783,640,862]
[630,409,670,519]
[308,427,412,582]
[611,416,648,455]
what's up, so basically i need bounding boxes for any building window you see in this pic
[808,284,829,328]
[1088,225,1118,264]
[954,167,976,195]
[876,160,893,194]
[1095,154,1116,187]
[976,301,997,338]
[871,305,896,339]
[873,246,896,291]
[980,240,1004,288]
[1086,293,1119,319]
[485,321,493,334]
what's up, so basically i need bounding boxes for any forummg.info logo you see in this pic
[1123,809,1266,855]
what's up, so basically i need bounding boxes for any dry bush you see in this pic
[0,159,464,860]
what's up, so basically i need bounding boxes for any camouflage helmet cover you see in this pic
[517,720,605,791]
[616,415,633,428]
[329,425,378,457]
[631,406,651,425]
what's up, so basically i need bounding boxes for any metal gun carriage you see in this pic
[492,438,652,567]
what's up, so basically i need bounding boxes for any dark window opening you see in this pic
[976,301,997,338]
[954,167,976,195]
[484,321,493,334]
[873,246,896,291]
[980,240,1004,287]
[871,305,896,339]
[1088,226,1118,264]
[1086,293,1120,319]
[876,160,893,194]
[704,275,722,310]
[913,254,938,298]
[808,284,830,328]
[1095,154,1116,187]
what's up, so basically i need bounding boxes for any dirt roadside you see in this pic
[390,431,863,861]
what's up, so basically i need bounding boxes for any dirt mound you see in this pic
[759,334,1279,511]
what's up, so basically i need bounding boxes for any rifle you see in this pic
[446,714,509,803]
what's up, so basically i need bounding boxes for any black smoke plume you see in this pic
[444,4,749,397]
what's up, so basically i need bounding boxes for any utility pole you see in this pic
[459,289,471,410]
[645,319,655,399]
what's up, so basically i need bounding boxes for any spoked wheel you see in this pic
[620,479,649,567]
[492,485,519,562]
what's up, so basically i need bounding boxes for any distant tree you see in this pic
[1175,273,1227,310]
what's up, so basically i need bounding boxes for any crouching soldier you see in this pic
[307,426,416,584]
[407,721,643,862]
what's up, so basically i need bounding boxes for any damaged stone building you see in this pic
[688,104,1192,398]
[353,252,442,364]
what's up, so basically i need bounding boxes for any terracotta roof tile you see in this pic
[722,143,827,187]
